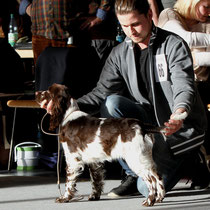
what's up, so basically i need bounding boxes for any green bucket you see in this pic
[14,142,41,171]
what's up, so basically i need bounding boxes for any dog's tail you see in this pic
[141,123,165,144]
[142,111,188,134]
[141,123,165,134]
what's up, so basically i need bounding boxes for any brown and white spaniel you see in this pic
[36,83,166,206]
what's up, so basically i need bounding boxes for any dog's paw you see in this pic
[142,196,156,207]
[88,193,101,201]
[156,190,165,203]
[55,194,84,203]
[55,196,71,203]
[155,197,164,203]
[155,195,164,204]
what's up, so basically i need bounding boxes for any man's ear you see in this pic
[147,8,153,21]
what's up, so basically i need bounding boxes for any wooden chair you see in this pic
[6,99,40,171]
[0,93,26,168]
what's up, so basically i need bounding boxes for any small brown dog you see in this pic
[36,83,165,206]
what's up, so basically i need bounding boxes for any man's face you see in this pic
[117,10,152,46]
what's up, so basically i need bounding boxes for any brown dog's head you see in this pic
[36,83,71,130]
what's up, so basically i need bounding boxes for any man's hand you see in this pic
[80,17,102,30]
[40,99,53,115]
[164,108,187,136]
[164,118,183,136]
[26,4,32,17]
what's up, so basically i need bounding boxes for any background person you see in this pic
[19,0,116,64]
[146,0,177,25]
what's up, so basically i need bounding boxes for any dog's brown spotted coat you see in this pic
[36,83,165,207]
[61,117,140,155]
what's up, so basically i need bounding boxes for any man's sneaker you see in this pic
[190,151,210,190]
[108,175,139,197]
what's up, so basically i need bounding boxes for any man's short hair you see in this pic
[115,0,150,16]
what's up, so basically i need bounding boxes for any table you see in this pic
[14,42,35,80]
[15,49,33,58]
[15,42,34,58]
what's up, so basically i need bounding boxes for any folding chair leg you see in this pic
[8,107,17,171]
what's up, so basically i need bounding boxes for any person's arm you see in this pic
[77,47,126,114]
[192,51,210,67]
[96,0,112,21]
[164,108,187,136]
[148,0,160,26]
[158,8,210,48]
[19,0,32,16]
[162,33,196,135]
[80,0,113,30]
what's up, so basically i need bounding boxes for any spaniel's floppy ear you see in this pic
[49,84,71,130]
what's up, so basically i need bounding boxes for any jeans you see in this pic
[100,95,195,197]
